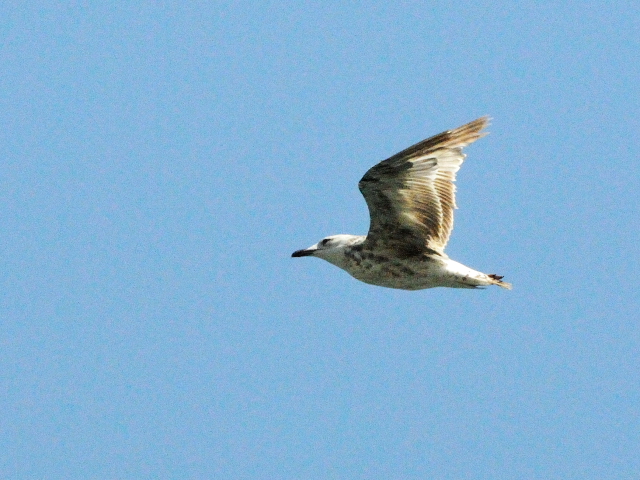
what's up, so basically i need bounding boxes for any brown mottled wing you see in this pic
[358,117,489,256]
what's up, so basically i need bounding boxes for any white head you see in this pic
[291,234,364,267]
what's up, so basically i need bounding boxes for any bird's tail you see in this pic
[488,274,513,290]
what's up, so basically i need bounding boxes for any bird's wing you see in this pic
[358,117,489,257]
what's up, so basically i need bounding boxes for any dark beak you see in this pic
[291,248,314,258]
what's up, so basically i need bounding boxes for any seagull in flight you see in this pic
[291,117,512,290]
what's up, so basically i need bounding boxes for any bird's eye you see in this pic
[321,239,330,246]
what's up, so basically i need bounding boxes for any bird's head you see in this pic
[291,234,363,265]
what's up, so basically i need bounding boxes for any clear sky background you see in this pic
[1,2,639,479]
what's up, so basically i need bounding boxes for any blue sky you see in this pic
[1,2,639,479]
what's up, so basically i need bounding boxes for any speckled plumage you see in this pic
[292,117,512,291]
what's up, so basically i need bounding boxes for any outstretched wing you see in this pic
[358,117,489,257]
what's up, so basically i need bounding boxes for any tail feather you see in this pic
[488,273,512,290]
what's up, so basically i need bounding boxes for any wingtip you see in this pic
[457,116,491,134]
[445,116,491,147]
[478,115,491,132]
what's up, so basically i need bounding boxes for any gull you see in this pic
[291,117,512,290]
